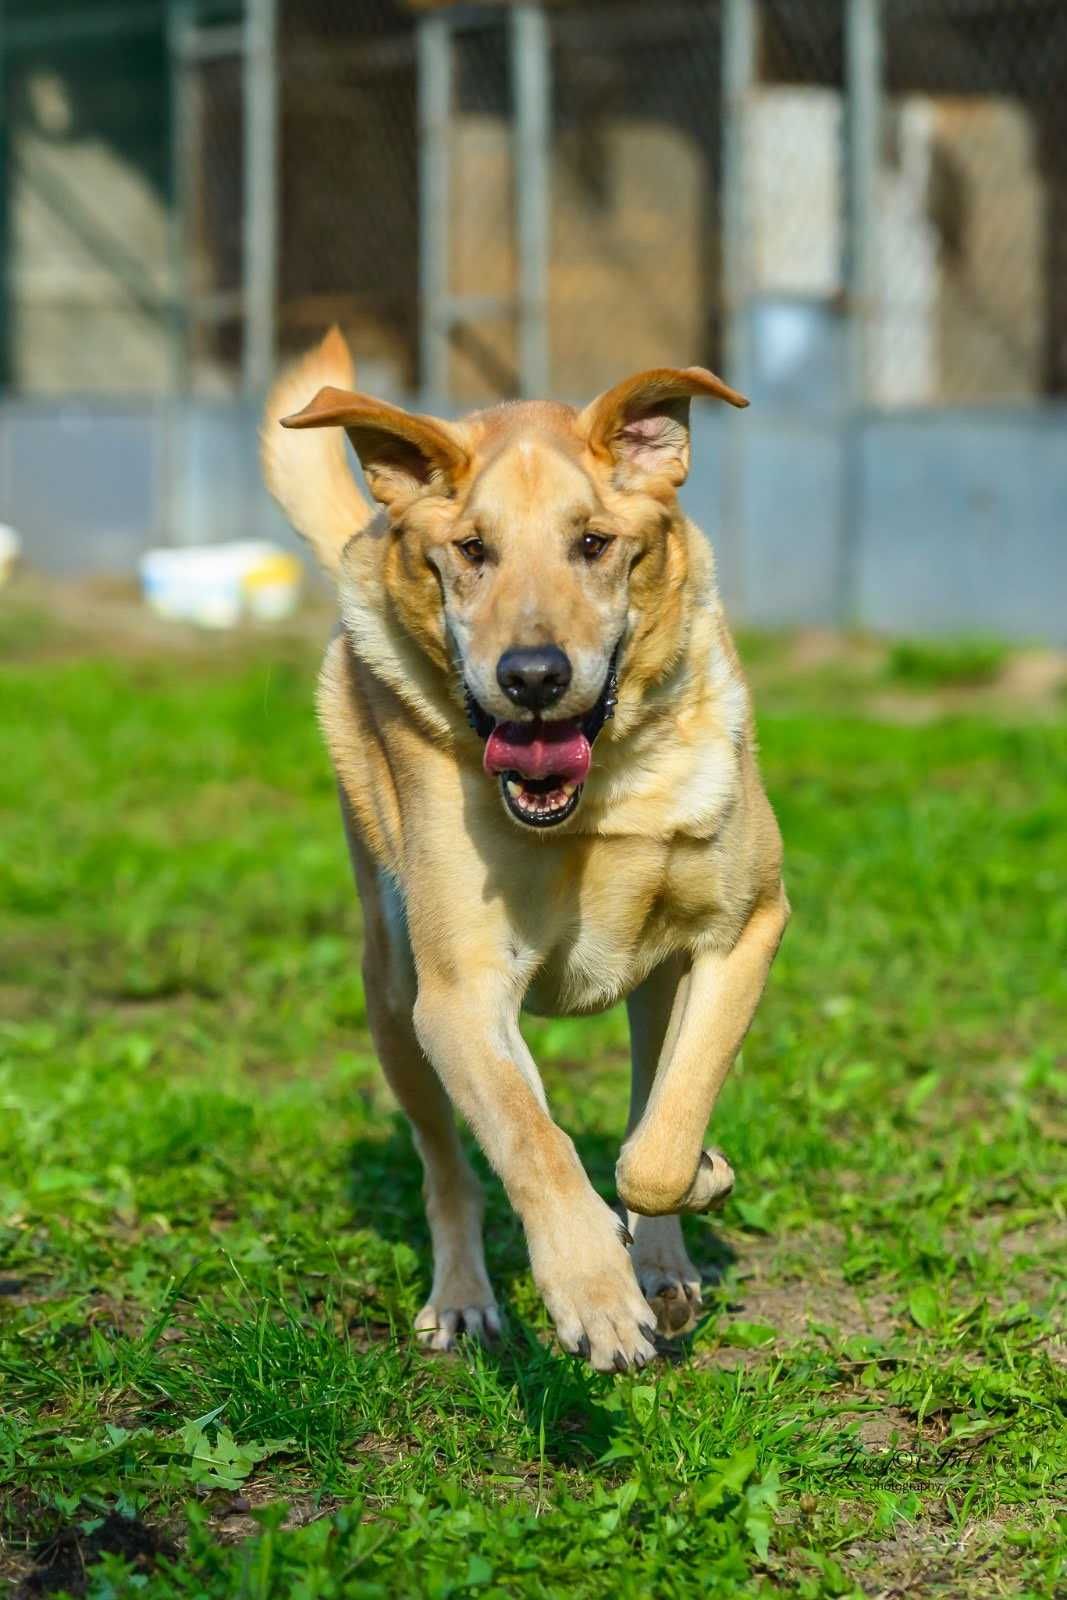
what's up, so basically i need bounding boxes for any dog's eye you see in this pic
[580,532,613,561]
[456,537,485,566]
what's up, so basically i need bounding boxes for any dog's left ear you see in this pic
[578,367,748,488]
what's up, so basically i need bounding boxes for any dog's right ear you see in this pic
[281,389,470,510]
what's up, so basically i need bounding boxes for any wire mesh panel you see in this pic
[446,14,518,403]
[4,13,175,395]
[877,0,1067,406]
[6,0,1067,414]
[175,28,246,394]
[268,0,1067,411]
[755,1,844,303]
[549,1,725,401]
[279,0,418,397]
[739,0,846,414]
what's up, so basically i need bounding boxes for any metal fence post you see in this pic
[839,0,883,625]
[167,0,195,399]
[720,0,757,618]
[0,0,8,393]
[418,13,452,408]
[512,3,551,399]
[722,0,755,397]
[243,0,277,397]
[845,0,882,409]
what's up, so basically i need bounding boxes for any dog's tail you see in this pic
[260,326,372,577]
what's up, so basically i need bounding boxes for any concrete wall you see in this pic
[684,403,1067,643]
[0,398,290,574]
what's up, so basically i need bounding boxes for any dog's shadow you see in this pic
[345,1117,737,1464]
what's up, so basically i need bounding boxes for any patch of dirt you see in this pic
[991,1215,1067,1264]
[695,1230,898,1371]
[786,629,885,676]
[852,1408,918,1452]
[12,1512,177,1598]
[208,1484,336,1547]
[869,659,1067,723]
[734,1274,895,1343]
[0,1278,55,1312]
[0,985,38,1020]
[841,1510,1035,1600]
[999,648,1067,702]
[749,626,1067,722]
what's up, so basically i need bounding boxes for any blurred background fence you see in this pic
[1,0,1065,638]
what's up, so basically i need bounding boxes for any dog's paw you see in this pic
[677,1147,735,1214]
[530,1201,657,1372]
[628,1215,702,1337]
[548,1279,658,1373]
[414,1298,502,1353]
[616,1143,735,1217]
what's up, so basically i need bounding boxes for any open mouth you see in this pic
[465,652,619,830]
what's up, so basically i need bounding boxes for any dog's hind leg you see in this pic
[365,966,499,1350]
[347,825,498,1351]
[624,957,704,1337]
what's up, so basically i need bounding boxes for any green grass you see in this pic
[0,624,1064,1598]
[886,637,1008,689]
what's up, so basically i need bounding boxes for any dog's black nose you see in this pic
[497,645,572,711]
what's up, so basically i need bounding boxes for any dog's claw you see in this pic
[613,1348,630,1373]
[617,1219,634,1247]
[415,1301,501,1352]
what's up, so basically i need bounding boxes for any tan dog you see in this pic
[261,328,787,1372]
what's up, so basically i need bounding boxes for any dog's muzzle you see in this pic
[464,648,619,829]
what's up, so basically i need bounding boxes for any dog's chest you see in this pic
[519,833,730,1015]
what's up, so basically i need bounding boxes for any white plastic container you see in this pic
[139,541,302,628]
[0,524,21,586]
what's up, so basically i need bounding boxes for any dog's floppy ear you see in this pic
[578,367,748,488]
[281,388,470,509]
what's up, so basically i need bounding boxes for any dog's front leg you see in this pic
[414,973,657,1372]
[617,888,789,1218]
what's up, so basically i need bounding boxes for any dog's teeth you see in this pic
[506,780,522,798]
[561,781,577,798]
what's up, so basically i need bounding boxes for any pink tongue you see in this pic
[484,719,591,784]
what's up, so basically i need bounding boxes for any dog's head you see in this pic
[282,366,746,830]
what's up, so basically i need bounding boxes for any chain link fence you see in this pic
[879,0,1067,405]
[279,1,419,393]
[2,0,1066,408]
[2,4,176,394]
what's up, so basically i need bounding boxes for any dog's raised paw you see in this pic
[414,1301,502,1353]
[678,1147,735,1213]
